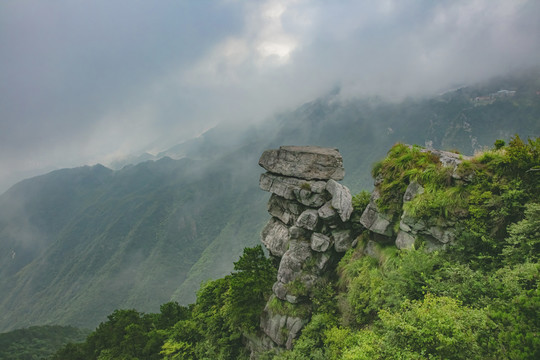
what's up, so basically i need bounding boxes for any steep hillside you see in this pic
[0,152,267,331]
[0,70,539,332]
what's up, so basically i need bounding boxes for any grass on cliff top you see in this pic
[371,136,540,223]
[371,143,455,215]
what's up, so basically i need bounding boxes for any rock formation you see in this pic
[257,146,357,351]
[254,145,472,355]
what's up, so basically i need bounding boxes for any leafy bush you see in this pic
[351,190,371,212]
[376,294,493,359]
[503,202,540,264]
[373,144,454,215]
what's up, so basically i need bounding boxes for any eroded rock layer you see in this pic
[258,146,357,350]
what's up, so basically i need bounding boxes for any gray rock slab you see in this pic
[363,240,378,259]
[318,200,337,221]
[260,173,300,200]
[260,301,307,350]
[396,230,416,250]
[333,229,354,252]
[272,282,288,301]
[360,189,394,237]
[289,226,307,240]
[419,148,470,168]
[310,232,332,252]
[268,194,305,225]
[326,179,353,222]
[260,173,329,207]
[261,218,290,257]
[295,209,319,231]
[276,240,312,285]
[315,253,331,271]
[403,181,424,203]
[428,226,456,244]
[259,146,345,180]
[293,187,328,208]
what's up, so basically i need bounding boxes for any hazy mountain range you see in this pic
[0,70,539,332]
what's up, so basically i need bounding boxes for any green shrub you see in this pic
[376,294,494,359]
[351,190,371,212]
[503,202,540,264]
[266,296,312,319]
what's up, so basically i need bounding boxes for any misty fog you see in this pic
[1,0,540,193]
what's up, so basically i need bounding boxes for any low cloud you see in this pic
[1,0,539,191]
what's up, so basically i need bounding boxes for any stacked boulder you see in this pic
[257,146,357,349]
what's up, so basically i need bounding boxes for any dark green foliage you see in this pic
[273,313,338,360]
[494,139,506,149]
[228,245,277,331]
[446,136,540,269]
[68,309,167,360]
[503,202,540,264]
[0,325,89,360]
[160,245,276,359]
[371,295,493,359]
[488,263,540,359]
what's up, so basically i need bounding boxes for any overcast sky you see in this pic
[1,0,539,192]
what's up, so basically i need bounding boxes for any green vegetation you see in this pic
[0,325,90,360]
[351,190,371,212]
[267,296,312,319]
[46,136,540,359]
[51,245,276,360]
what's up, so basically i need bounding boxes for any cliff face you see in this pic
[256,146,361,350]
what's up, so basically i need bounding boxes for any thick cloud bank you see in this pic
[1,0,539,191]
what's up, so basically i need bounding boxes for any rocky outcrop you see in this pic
[360,148,469,251]
[257,146,358,351]
[261,218,290,257]
[359,189,394,237]
[259,146,345,181]
[254,144,471,356]
[326,179,353,222]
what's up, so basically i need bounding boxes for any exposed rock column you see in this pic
[257,146,357,350]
